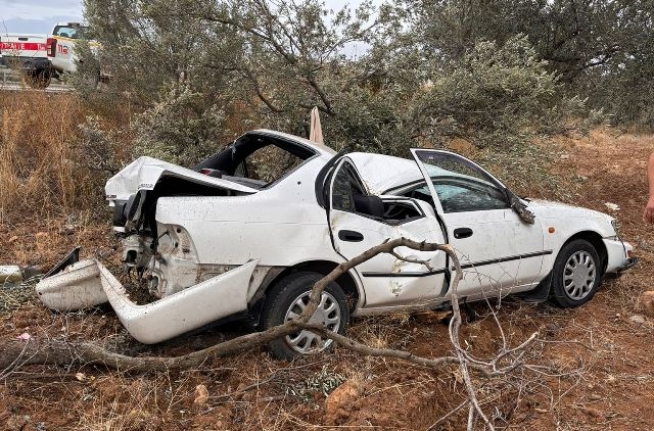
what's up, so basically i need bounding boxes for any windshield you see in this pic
[417,151,502,189]
[53,25,87,40]
[410,149,510,213]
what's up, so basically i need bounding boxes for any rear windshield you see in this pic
[52,25,87,40]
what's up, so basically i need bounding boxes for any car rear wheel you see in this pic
[262,272,349,360]
[23,69,52,89]
[549,239,601,308]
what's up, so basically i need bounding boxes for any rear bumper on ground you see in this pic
[36,257,258,344]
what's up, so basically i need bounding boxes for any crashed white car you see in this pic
[37,130,636,358]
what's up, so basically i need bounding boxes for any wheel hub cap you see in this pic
[284,291,341,354]
[563,250,597,300]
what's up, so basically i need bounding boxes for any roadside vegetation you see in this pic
[2,0,654,429]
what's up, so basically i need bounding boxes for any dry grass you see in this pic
[4,93,654,430]
[0,91,130,225]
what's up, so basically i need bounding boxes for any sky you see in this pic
[0,0,83,35]
[0,0,357,35]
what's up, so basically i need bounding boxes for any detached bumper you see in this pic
[604,238,636,274]
[36,257,258,344]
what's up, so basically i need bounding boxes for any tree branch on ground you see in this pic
[1,238,541,430]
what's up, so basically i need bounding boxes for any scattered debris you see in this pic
[0,265,23,283]
[0,273,43,313]
[16,333,32,341]
[287,366,346,402]
[193,385,210,408]
[639,291,654,317]
[604,202,620,212]
[629,314,646,325]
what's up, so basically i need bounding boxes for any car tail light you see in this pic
[46,38,57,57]
[199,168,212,175]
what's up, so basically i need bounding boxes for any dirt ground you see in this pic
[2,128,654,430]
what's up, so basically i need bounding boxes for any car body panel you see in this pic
[37,258,259,344]
[36,259,107,311]
[409,149,547,297]
[97,259,258,344]
[35,130,635,345]
[105,156,259,202]
[327,157,447,307]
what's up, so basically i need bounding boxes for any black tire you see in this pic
[24,69,51,89]
[262,272,349,360]
[549,239,601,308]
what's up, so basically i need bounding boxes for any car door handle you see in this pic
[338,230,364,242]
[453,227,473,239]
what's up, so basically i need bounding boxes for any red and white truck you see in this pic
[0,31,51,88]
[0,22,94,89]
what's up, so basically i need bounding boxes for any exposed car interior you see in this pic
[332,161,423,225]
[115,133,318,239]
[194,133,316,189]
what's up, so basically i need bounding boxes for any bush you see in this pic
[413,36,583,147]
[130,84,229,166]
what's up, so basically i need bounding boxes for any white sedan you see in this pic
[37,130,636,359]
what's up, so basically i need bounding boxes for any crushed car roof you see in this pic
[346,152,423,195]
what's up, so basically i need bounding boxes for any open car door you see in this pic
[327,157,447,308]
[409,149,546,299]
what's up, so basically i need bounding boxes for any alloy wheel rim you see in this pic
[284,291,341,354]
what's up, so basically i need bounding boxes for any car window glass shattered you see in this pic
[415,151,509,213]
[434,183,508,213]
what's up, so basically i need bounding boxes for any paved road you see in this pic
[0,82,73,92]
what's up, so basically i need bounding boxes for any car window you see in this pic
[434,182,507,212]
[53,25,86,40]
[243,144,303,184]
[332,162,365,212]
[194,134,318,189]
[408,182,507,213]
[415,150,500,187]
[331,161,424,224]
[412,150,508,213]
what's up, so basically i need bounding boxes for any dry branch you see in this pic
[1,238,458,372]
[1,237,541,430]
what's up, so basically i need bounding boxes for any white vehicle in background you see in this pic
[0,31,51,88]
[46,22,103,87]
[0,22,99,89]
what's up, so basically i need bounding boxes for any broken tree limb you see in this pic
[1,237,540,430]
[1,238,463,373]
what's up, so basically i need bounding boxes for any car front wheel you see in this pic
[549,239,601,308]
[262,272,349,360]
